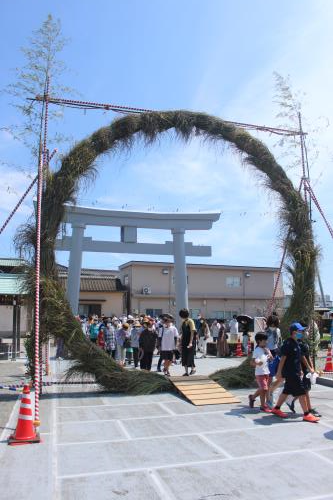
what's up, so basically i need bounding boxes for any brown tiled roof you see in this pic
[57,264,119,278]
[59,276,126,293]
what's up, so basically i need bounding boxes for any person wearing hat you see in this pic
[130,321,142,368]
[111,316,120,329]
[115,323,130,366]
[271,322,320,422]
[89,316,100,344]
[104,317,116,359]
[139,321,158,371]
[284,320,321,417]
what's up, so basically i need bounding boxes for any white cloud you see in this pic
[0,168,35,216]
[188,1,333,294]
[0,129,15,147]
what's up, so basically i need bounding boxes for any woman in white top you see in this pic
[158,317,179,376]
[197,319,211,357]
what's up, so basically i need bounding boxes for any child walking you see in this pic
[271,322,320,423]
[286,327,321,417]
[248,332,273,413]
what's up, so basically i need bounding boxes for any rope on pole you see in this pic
[0,175,38,236]
[0,148,56,237]
[305,179,333,239]
[33,75,50,427]
[33,148,43,427]
[267,243,288,317]
[298,113,309,207]
[28,95,305,137]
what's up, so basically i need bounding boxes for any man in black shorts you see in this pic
[271,322,320,423]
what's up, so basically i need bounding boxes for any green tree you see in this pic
[3,14,73,165]
[273,72,326,174]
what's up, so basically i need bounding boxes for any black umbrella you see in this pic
[161,313,175,322]
[236,314,253,324]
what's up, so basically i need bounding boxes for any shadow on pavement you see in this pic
[324,430,333,440]
[225,405,301,425]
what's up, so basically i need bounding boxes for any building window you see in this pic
[78,304,102,317]
[226,276,241,288]
[146,308,163,318]
[212,311,224,320]
[224,310,239,320]
[190,308,201,319]
[124,274,129,286]
[211,310,238,320]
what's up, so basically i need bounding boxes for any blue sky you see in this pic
[0,0,332,296]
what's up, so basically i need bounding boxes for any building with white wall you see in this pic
[119,261,284,319]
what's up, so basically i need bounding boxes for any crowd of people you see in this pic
[73,308,199,377]
[55,309,325,421]
[70,312,249,376]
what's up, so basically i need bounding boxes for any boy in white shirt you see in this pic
[248,332,273,413]
[158,317,179,377]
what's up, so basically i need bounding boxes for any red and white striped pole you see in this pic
[33,75,50,427]
[33,148,43,427]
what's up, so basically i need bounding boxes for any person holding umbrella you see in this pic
[237,315,253,356]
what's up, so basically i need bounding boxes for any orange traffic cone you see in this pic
[236,339,243,357]
[8,384,40,445]
[324,346,333,372]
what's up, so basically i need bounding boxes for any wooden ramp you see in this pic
[170,375,240,406]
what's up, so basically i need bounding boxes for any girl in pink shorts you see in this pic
[248,332,273,412]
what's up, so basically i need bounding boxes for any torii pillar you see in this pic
[67,222,85,314]
[172,228,188,311]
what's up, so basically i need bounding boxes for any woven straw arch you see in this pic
[19,110,316,393]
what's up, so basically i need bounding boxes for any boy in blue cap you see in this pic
[271,322,320,423]
[286,321,321,417]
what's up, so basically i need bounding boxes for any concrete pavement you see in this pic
[1,356,333,499]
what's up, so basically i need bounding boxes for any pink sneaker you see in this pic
[303,413,320,423]
[260,405,272,413]
[271,408,288,418]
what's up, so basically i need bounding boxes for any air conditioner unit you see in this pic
[142,286,152,295]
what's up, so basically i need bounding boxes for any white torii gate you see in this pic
[55,204,220,316]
